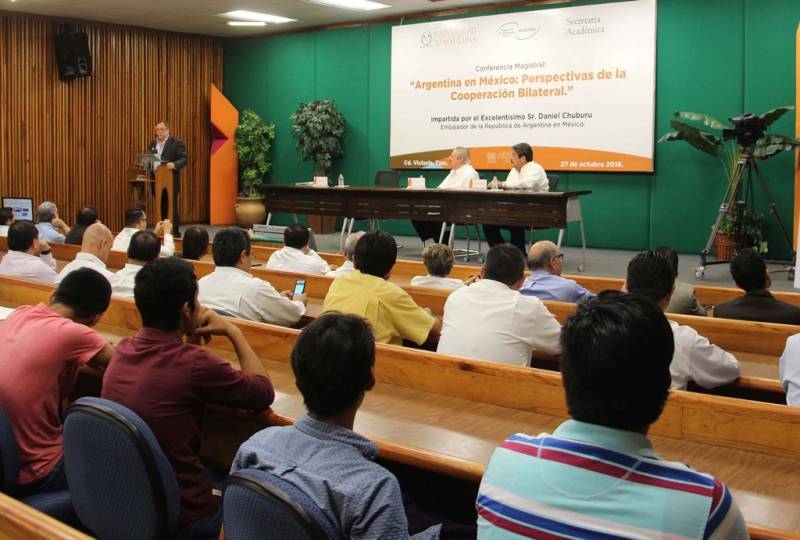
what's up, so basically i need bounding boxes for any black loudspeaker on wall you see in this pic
[54,25,92,81]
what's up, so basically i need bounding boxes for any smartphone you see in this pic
[293,279,306,296]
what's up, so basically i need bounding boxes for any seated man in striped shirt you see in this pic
[477,291,748,539]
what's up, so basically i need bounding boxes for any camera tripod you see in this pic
[696,147,796,280]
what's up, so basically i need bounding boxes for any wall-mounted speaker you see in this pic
[54,26,92,81]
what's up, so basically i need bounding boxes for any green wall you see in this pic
[224,0,800,259]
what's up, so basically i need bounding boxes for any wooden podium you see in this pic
[128,155,175,226]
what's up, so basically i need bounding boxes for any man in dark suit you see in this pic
[148,121,187,235]
[714,247,800,324]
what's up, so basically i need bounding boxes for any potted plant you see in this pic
[291,100,346,178]
[234,109,276,227]
[659,107,799,257]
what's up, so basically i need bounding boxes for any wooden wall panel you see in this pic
[0,12,223,231]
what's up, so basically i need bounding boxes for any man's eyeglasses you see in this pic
[552,253,565,261]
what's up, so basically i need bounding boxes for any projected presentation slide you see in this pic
[390,0,656,172]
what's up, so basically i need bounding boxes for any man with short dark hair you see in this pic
[483,142,549,254]
[714,247,800,324]
[102,257,274,539]
[56,223,114,284]
[110,230,162,298]
[36,201,70,244]
[477,292,748,538]
[265,223,331,275]
[112,208,174,256]
[654,246,706,316]
[626,251,740,390]
[231,313,441,539]
[0,268,114,497]
[0,220,57,283]
[437,244,561,365]
[65,206,99,245]
[0,207,14,236]
[519,240,594,303]
[323,230,440,346]
[199,227,306,325]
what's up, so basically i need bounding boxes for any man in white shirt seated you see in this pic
[35,201,71,244]
[56,223,114,284]
[111,230,161,298]
[112,208,174,257]
[265,223,330,275]
[328,231,364,277]
[625,251,740,390]
[437,244,561,366]
[0,207,13,237]
[412,146,479,243]
[519,240,594,303]
[0,220,57,284]
[483,142,549,254]
[780,335,800,406]
[410,244,466,290]
[199,227,307,326]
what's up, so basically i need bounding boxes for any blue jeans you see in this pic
[175,506,223,540]
[15,458,69,497]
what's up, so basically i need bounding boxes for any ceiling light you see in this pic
[221,10,296,24]
[303,0,390,11]
[227,21,267,27]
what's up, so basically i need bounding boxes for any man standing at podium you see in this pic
[148,121,187,235]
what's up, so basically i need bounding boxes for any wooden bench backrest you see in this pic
[0,492,91,540]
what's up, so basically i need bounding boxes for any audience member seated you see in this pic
[231,313,441,539]
[56,223,114,284]
[781,334,800,406]
[265,223,331,275]
[35,201,70,244]
[0,268,113,497]
[323,230,440,346]
[102,257,275,539]
[626,251,740,390]
[111,230,161,298]
[180,225,211,261]
[199,227,306,326]
[410,244,465,290]
[437,244,561,366]
[112,208,174,256]
[64,206,99,245]
[654,246,706,316]
[519,240,594,303]
[0,207,13,236]
[0,220,57,284]
[714,247,800,324]
[328,231,364,277]
[477,291,747,538]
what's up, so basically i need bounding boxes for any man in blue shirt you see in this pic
[35,201,70,244]
[519,240,594,303]
[230,313,440,539]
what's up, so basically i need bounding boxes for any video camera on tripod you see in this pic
[722,114,767,149]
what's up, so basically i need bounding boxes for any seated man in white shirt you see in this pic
[112,208,174,257]
[56,223,114,284]
[483,142,549,254]
[110,230,161,298]
[412,147,480,243]
[437,244,561,366]
[0,220,57,284]
[328,231,364,277]
[410,244,466,290]
[780,334,800,406]
[0,207,13,237]
[625,251,740,390]
[199,227,307,326]
[265,223,330,275]
[35,201,71,244]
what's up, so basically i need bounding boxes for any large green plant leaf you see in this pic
[659,120,722,157]
[752,133,800,160]
[759,106,794,128]
[673,111,730,130]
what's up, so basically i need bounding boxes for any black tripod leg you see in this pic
[752,159,796,259]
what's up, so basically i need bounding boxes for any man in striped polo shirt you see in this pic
[476,291,748,539]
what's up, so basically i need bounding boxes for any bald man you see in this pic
[412,146,479,243]
[328,231,365,277]
[56,223,115,284]
[519,241,594,303]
